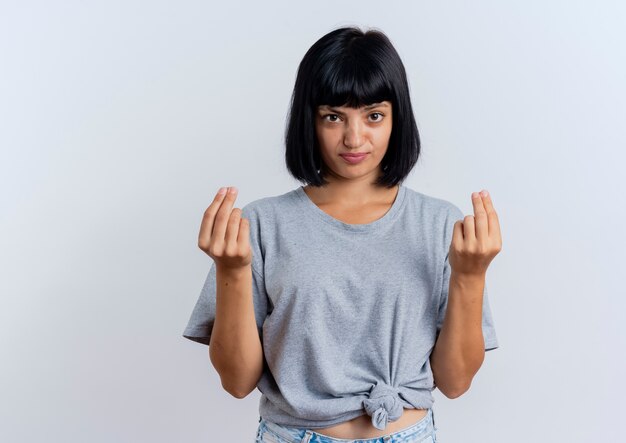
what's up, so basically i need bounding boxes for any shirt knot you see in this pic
[362,381,403,430]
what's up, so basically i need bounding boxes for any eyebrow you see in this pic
[318,102,390,114]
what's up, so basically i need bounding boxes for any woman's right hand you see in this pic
[198,186,252,271]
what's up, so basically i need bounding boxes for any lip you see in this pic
[340,153,369,164]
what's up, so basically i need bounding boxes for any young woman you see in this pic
[183,26,502,443]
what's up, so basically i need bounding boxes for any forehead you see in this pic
[318,101,391,111]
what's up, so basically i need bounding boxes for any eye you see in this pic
[369,112,384,122]
[322,114,340,123]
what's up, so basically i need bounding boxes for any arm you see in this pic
[430,189,502,398]
[209,264,264,399]
[429,272,486,398]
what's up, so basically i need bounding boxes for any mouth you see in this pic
[339,153,369,164]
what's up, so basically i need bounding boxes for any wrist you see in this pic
[216,263,251,279]
[450,271,485,287]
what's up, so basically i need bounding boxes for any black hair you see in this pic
[284,26,421,188]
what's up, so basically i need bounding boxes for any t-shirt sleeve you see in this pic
[435,204,500,352]
[182,204,269,346]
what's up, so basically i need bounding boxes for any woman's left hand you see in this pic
[448,190,502,278]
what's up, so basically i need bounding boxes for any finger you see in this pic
[225,208,242,255]
[211,186,238,246]
[451,219,464,250]
[471,191,488,242]
[238,216,250,253]
[479,189,501,240]
[198,186,229,249]
[463,214,476,244]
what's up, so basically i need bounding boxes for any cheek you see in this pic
[374,126,392,148]
[315,125,329,144]
[372,132,388,148]
[316,128,340,150]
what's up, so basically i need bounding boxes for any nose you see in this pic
[343,120,365,149]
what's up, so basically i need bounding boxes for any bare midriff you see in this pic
[311,408,428,439]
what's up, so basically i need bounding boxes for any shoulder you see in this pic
[402,186,465,250]
[240,187,301,225]
[403,185,464,221]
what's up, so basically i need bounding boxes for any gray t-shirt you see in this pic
[183,184,499,431]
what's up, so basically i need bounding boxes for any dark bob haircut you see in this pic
[285,26,421,188]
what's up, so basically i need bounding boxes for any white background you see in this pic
[1,1,624,442]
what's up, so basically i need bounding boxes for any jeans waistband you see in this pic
[262,408,435,443]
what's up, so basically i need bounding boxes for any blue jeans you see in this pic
[255,408,438,443]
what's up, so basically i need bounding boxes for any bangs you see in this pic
[312,56,393,109]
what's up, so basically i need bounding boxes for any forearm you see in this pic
[430,272,486,397]
[209,264,264,398]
